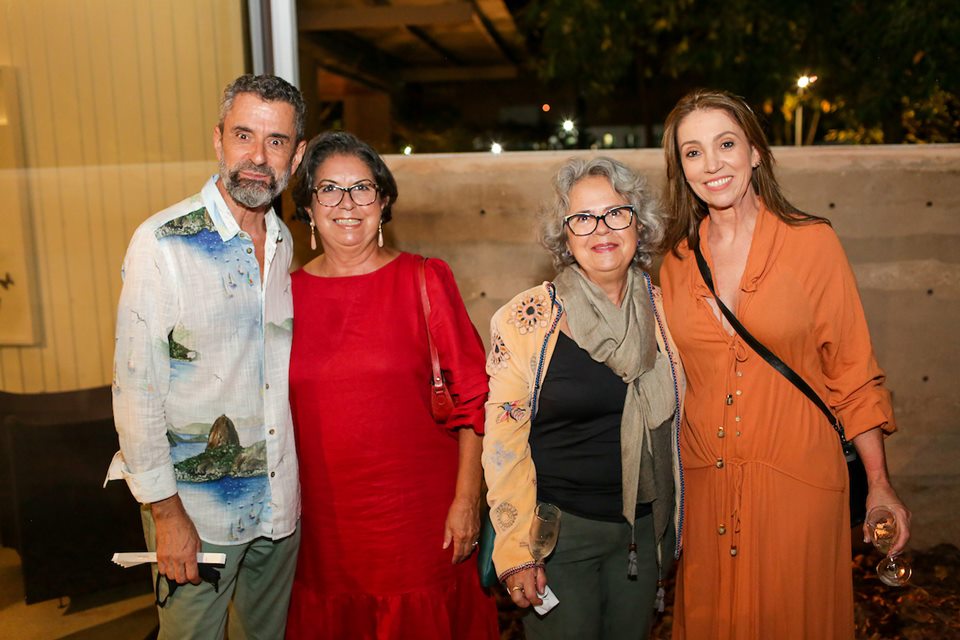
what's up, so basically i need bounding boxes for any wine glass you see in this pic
[529,502,561,566]
[865,505,912,587]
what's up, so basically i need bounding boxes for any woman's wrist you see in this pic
[452,492,481,506]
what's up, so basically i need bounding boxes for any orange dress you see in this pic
[659,208,895,640]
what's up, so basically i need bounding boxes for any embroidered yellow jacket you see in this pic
[482,274,686,582]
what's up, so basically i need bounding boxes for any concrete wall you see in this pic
[295,145,960,549]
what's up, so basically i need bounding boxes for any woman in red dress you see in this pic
[285,131,498,639]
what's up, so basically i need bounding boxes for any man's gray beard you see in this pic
[220,159,291,209]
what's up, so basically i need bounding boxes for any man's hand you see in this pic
[151,494,202,585]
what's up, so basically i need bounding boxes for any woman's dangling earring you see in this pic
[309,220,318,251]
[377,218,384,248]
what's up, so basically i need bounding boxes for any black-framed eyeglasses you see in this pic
[563,205,636,236]
[312,181,379,207]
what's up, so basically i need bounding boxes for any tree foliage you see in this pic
[519,0,960,143]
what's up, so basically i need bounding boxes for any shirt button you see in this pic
[725,394,733,405]
[246,247,253,254]
[717,427,725,438]
[715,458,724,469]
[730,546,738,557]
[718,525,726,535]
[734,416,741,422]
[736,431,742,437]
[736,390,742,396]
[269,428,276,436]
[270,471,276,478]
[265,383,270,390]
[737,371,743,377]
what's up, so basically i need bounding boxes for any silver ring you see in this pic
[472,541,479,547]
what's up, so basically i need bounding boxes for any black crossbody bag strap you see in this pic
[692,244,857,460]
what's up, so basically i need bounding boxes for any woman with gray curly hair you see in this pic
[481,156,685,639]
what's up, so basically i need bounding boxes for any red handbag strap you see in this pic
[418,258,445,390]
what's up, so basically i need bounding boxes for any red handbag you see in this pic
[418,258,456,422]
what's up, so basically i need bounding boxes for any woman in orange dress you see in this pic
[658,89,911,639]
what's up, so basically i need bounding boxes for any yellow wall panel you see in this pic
[0,1,246,393]
[104,1,147,169]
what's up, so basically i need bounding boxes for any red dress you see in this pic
[287,252,498,640]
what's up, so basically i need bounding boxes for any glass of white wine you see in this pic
[529,502,561,566]
[865,505,912,587]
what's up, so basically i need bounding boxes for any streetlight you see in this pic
[490,142,503,154]
[402,145,413,156]
[561,119,575,133]
[795,74,818,146]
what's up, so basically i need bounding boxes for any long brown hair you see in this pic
[661,89,829,254]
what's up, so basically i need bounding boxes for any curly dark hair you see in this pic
[291,131,399,224]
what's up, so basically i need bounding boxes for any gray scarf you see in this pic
[553,265,676,524]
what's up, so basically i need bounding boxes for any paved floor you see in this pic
[0,547,157,640]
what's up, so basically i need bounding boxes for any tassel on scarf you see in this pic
[655,580,666,612]
[627,542,639,577]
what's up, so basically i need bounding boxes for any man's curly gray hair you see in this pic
[540,156,664,270]
[218,74,306,142]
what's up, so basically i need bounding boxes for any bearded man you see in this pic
[109,74,306,639]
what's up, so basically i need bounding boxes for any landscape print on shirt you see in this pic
[154,206,291,541]
[167,415,270,540]
[156,207,258,294]
[167,414,270,541]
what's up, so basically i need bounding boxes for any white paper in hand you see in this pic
[111,552,226,568]
[533,585,559,615]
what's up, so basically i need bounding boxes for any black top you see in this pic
[531,332,651,522]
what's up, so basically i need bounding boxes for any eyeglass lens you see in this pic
[565,206,634,236]
[314,182,378,207]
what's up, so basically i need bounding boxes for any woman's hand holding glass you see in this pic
[863,482,911,557]
[865,505,912,587]
[504,567,548,608]
[505,503,561,608]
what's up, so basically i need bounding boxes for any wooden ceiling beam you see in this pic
[467,0,520,65]
[406,25,465,66]
[300,3,474,31]
[299,33,400,92]
[402,65,518,83]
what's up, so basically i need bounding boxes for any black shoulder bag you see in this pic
[692,244,869,525]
